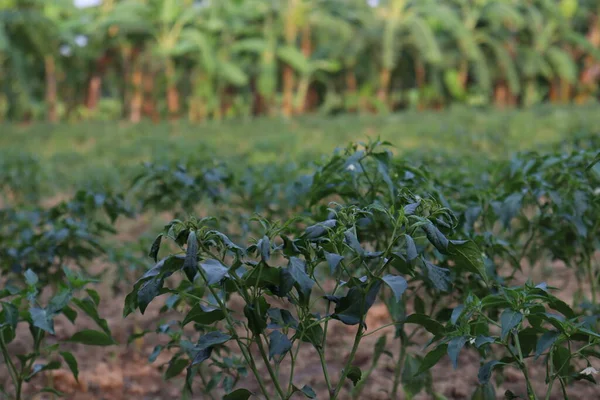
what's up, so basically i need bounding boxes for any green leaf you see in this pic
[149,234,162,262]
[422,260,451,292]
[344,230,364,255]
[60,352,79,382]
[182,305,225,327]
[448,336,468,369]
[333,281,381,326]
[184,231,199,280]
[277,45,310,74]
[1,302,18,329]
[62,306,78,324]
[500,310,522,340]
[405,314,445,336]
[304,219,336,239]
[68,330,116,346]
[422,222,448,252]
[552,346,570,376]
[165,358,189,380]
[197,331,232,350]
[257,236,271,261]
[535,331,559,359]
[416,344,448,375]
[47,289,72,314]
[402,355,429,397]
[200,259,229,285]
[324,252,344,275]
[191,348,212,366]
[300,385,316,398]
[85,289,101,307]
[30,307,54,334]
[26,361,61,381]
[404,234,418,261]
[346,366,362,386]
[448,240,487,281]
[72,298,111,335]
[517,328,537,357]
[478,360,504,384]
[268,330,292,360]
[381,275,408,302]
[470,383,496,400]
[287,257,315,298]
[244,297,270,335]
[223,389,252,400]
[149,345,162,363]
[24,269,38,286]
[295,319,323,350]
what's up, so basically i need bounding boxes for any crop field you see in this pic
[1,106,600,400]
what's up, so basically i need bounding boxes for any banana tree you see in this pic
[177,2,253,121]
[374,0,445,109]
[449,0,524,106]
[517,3,600,106]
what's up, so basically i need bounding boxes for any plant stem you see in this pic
[514,332,537,400]
[391,336,406,399]
[544,348,555,400]
[317,349,333,395]
[586,257,597,305]
[331,324,364,400]
[0,333,21,400]
[196,268,272,399]
[255,333,287,400]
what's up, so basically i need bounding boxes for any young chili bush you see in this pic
[0,189,131,284]
[0,268,116,400]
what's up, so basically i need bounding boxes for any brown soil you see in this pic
[3,258,599,400]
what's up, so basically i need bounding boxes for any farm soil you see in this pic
[4,260,599,400]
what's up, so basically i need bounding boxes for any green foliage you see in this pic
[2,0,600,121]
[0,268,115,400]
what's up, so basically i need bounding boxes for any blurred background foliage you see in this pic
[1,0,600,123]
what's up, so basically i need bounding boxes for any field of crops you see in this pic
[1,107,600,400]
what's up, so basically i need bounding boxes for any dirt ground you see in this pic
[3,252,600,400]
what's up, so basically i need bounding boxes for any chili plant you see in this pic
[0,268,116,400]
[124,187,487,399]
[420,282,600,400]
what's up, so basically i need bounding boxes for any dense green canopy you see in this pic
[1,0,599,122]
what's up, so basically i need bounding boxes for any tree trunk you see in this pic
[377,68,391,106]
[129,61,143,123]
[86,75,102,110]
[345,69,357,112]
[142,70,159,122]
[165,59,179,120]
[282,65,295,116]
[494,81,508,108]
[458,60,468,90]
[85,54,111,110]
[549,80,559,103]
[44,55,58,123]
[294,25,313,114]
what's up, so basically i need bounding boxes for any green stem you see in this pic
[0,333,21,400]
[544,348,554,400]
[331,324,364,400]
[255,333,287,400]
[196,269,272,400]
[318,349,333,396]
[390,336,406,399]
[514,332,537,400]
[586,257,597,306]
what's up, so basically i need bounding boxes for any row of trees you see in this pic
[1,0,600,122]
